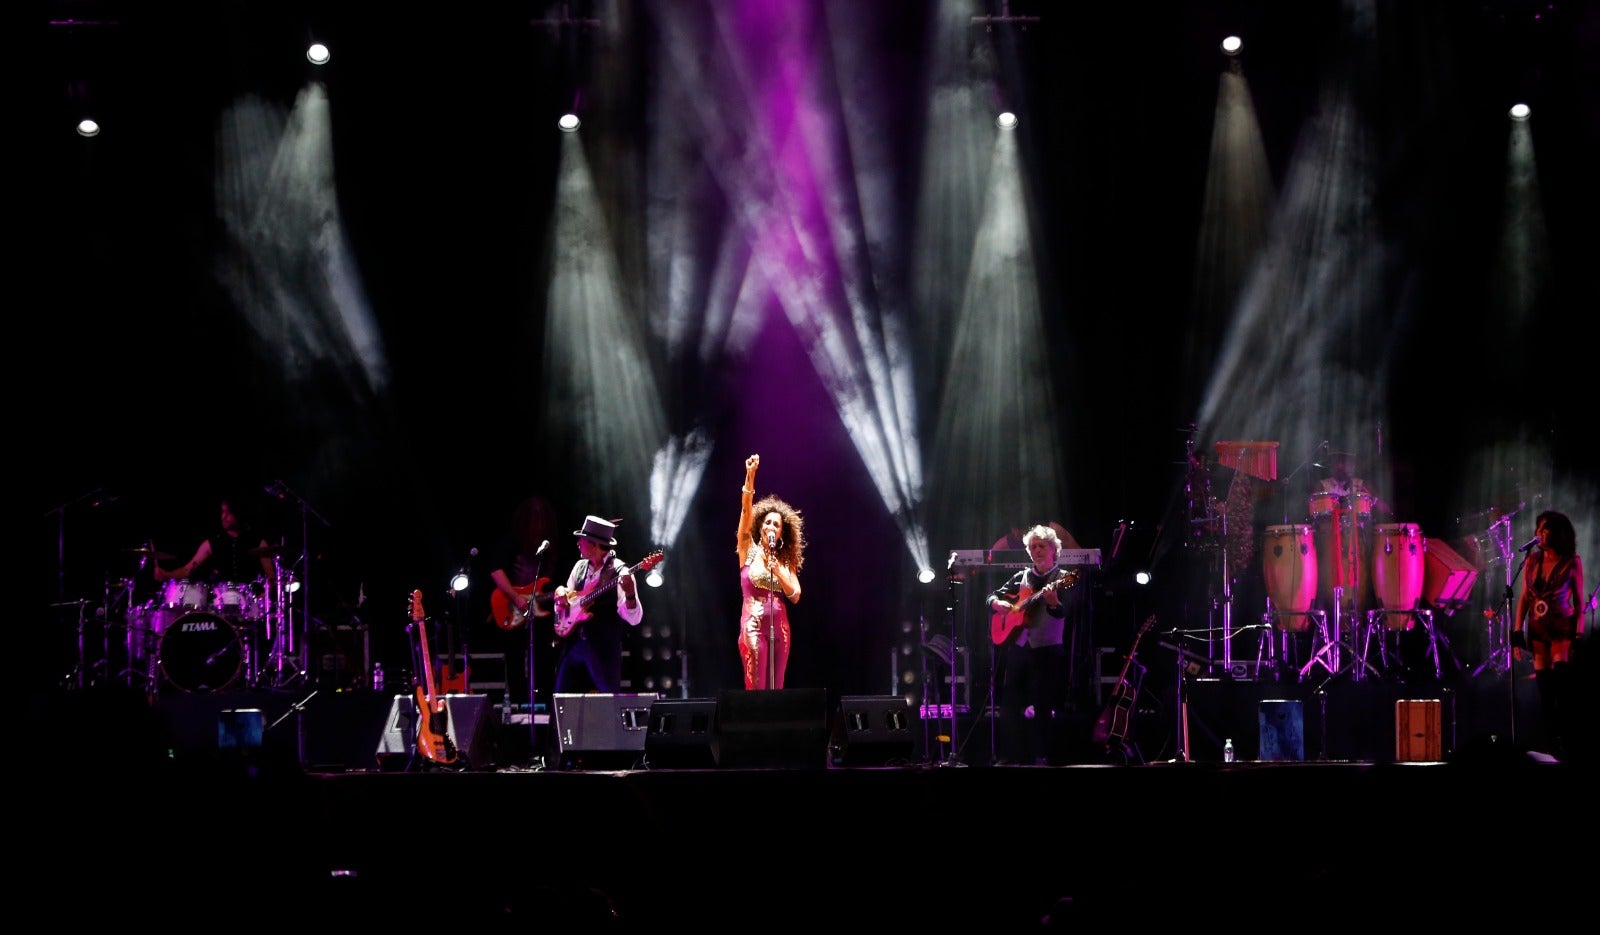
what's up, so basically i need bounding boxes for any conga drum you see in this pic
[1313,500,1372,614]
[1372,523,1426,629]
[1263,524,1318,631]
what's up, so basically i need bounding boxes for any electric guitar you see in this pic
[409,590,456,765]
[491,576,554,631]
[1092,615,1156,747]
[989,568,1081,645]
[553,551,664,640]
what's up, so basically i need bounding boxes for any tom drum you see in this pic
[1263,524,1318,630]
[1372,523,1426,630]
[212,579,264,622]
[160,579,212,611]
[158,612,244,692]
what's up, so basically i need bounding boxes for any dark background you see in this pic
[25,2,1597,706]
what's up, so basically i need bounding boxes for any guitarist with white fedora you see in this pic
[551,515,645,694]
[986,524,1081,765]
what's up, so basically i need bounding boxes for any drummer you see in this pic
[153,495,278,600]
[1311,450,1374,511]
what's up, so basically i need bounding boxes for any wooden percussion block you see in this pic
[1213,440,1279,481]
[1423,537,1478,606]
[1395,699,1442,762]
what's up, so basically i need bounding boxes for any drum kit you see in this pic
[97,544,303,695]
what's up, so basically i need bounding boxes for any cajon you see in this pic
[1423,538,1478,606]
[1395,699,1442,761]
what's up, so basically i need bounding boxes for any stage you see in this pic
[28,677,1596,932]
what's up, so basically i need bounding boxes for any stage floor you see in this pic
[27,680,1598,931]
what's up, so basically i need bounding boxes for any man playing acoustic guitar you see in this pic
[551,515,644,694]
[986,524,1081,765]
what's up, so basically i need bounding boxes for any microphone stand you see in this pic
[1499,546,1537,747]
[527,545,551,765]
[267,481,332,688]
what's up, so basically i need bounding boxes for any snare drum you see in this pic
[212,579,263,621]
[1372,523,1426,629]
[1263,525,1318,629]
[158,612,244,692]
[160,579,211,611]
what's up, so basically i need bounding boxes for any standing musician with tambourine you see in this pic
[986,524,1081,765]
[550,515,644,694]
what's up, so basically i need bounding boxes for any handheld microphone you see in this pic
[1518,536,1540,553]
[535,540,550,557]
[765,530,778,550]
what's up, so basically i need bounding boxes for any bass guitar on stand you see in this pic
[409,590,456,765]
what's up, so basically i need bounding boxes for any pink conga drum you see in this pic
[1263,524,1318,632]
[1372,523,1426,629]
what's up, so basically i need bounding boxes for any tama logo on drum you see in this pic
[181,619,220,632]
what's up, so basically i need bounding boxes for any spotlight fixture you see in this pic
[1509,102,1531,121]
[558,113,581,132]
[285,575,301,594]
[1134,570,1152,587]
[306,42,330,65]
[917,568,936,584]
[75,118,100,138]
[645,566,664,588]
[995,111,1018,130]
[1221,35,1243,56]
[450,569,470,592]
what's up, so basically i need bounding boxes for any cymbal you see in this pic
[124,546,175,561]
[248,545,287,559]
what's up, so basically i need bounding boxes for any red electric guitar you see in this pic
[491,577,554,631]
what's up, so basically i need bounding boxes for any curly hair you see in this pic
[751,495,806,572]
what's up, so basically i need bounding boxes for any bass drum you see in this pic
[158,612,244,692]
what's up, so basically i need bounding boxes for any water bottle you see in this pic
[372,661,385,692]
[1223,738,1235,763]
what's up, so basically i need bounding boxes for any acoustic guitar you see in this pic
[989,568,1080,646]
[553,551,664,640]
[409,590,456,765]
[1091,614,1156,748]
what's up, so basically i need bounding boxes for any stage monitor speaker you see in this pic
[644,698,720,769]
[553,692,658,770]
[300,690,397,771]
[375,693,496,770]
[714,688,830,770]
[831,695,914,766]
